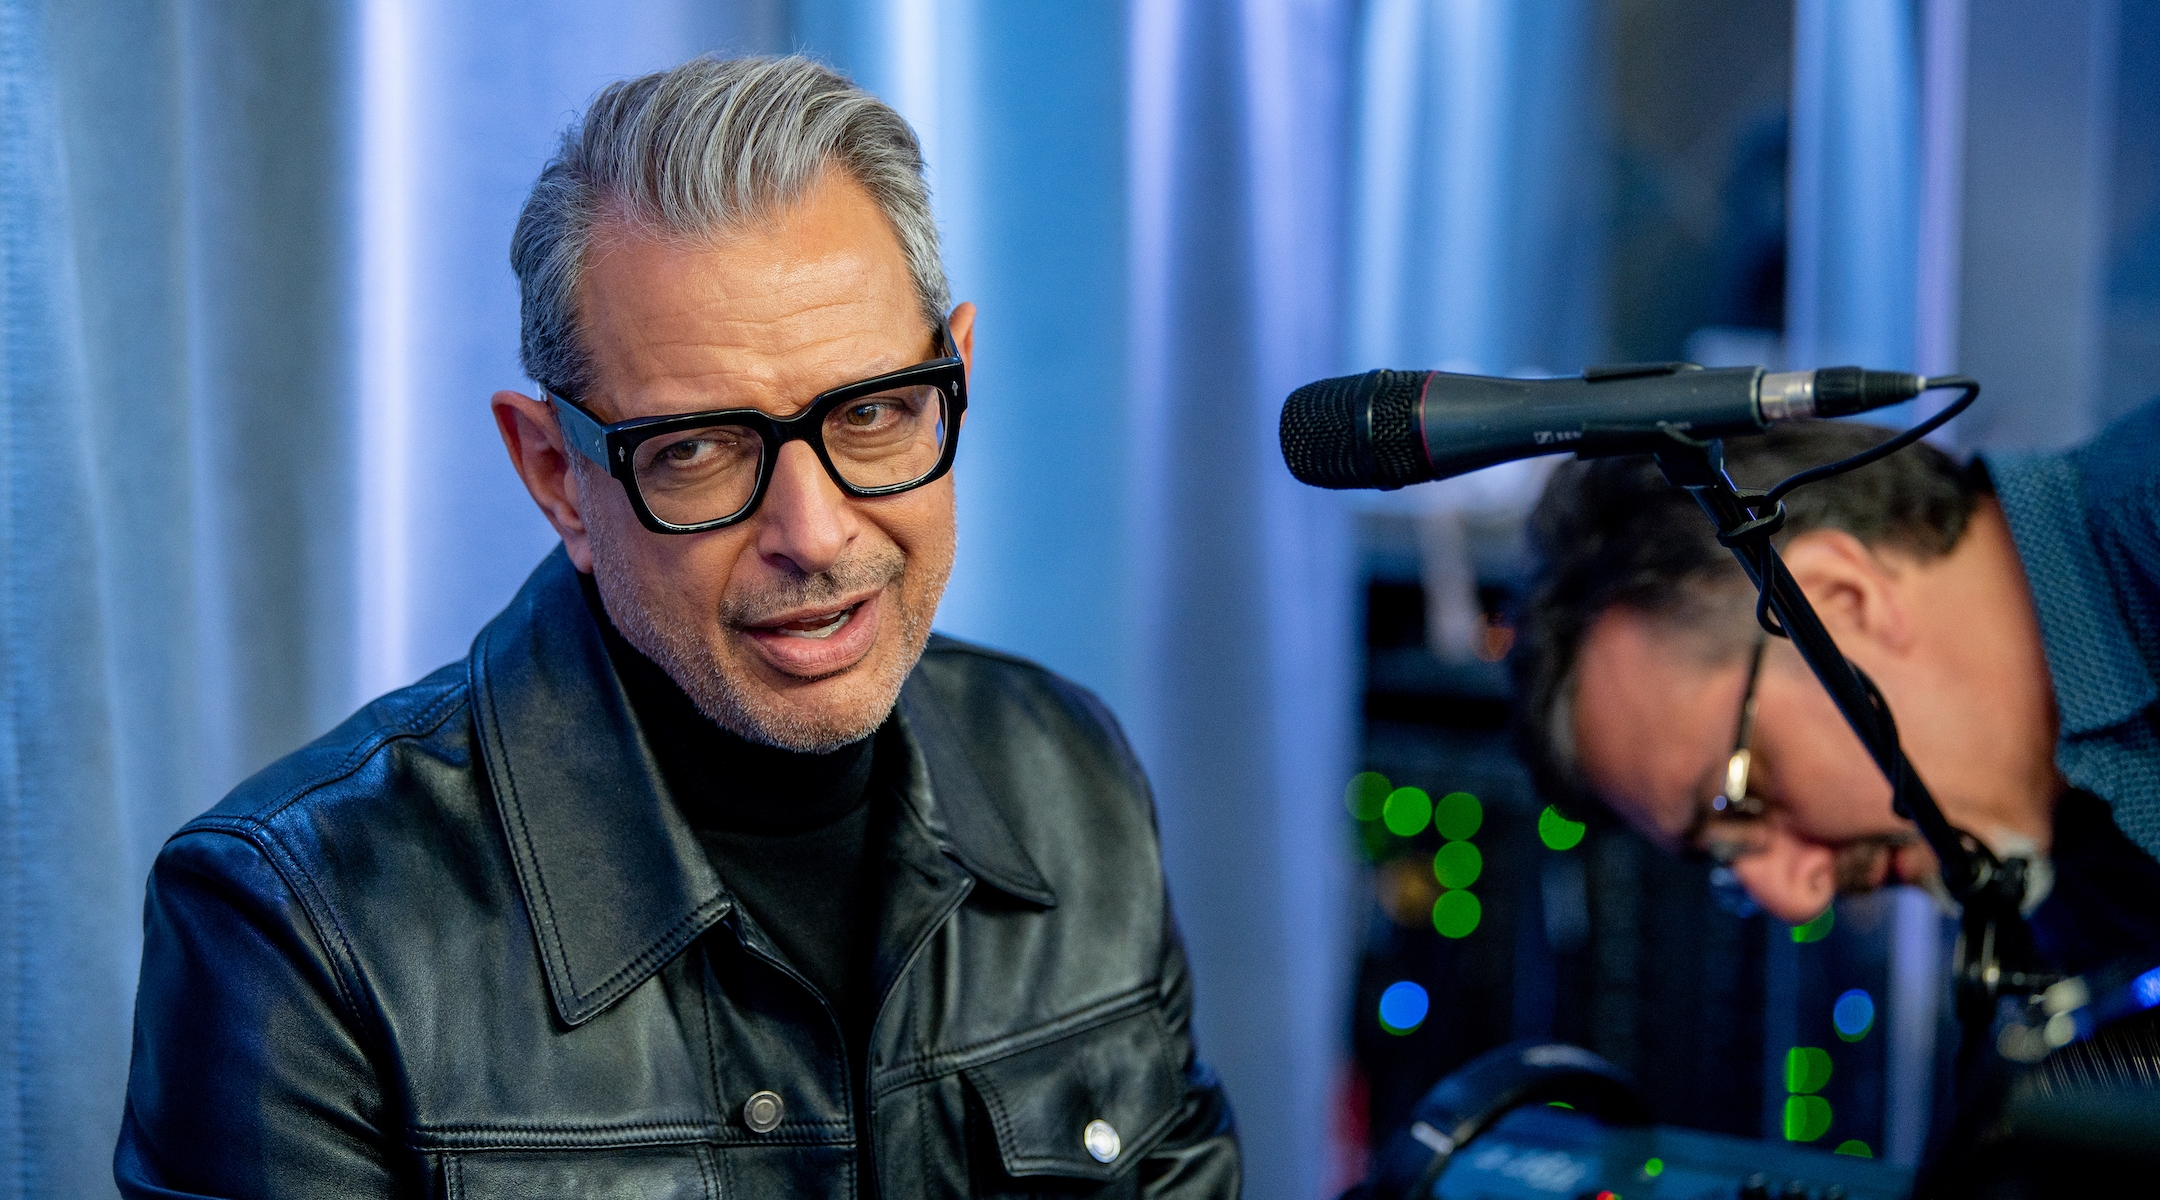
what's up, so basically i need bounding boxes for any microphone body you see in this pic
[1280,363,1925,490]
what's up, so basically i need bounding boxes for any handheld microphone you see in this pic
[1279,362,1925,490]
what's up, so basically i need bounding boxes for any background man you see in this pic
[119,56,1237,1198]
[1516,407,2160,985]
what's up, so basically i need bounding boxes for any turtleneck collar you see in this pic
[577,570,878,835]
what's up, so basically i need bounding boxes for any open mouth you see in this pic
[760,603,861,640]
[732,588,886,679]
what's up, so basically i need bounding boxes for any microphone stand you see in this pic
[1649,435,2053,1040]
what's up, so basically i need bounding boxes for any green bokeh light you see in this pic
[1432,889,1481,938]
[1538,805,1587,851]
[1792,906,1835,943]
[1785,1046,1833,1095]
[1357,821,1391,862]
[1432,841,1483,889]
[1642,1158,1664,1178]
[1434,791,1483,841]
[1382,787,1433,837]
[1346,772,1392,821]
[1783,1095,1833,1142]
[1834,1140,1874,1158]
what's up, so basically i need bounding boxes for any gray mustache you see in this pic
[720,548,905,627]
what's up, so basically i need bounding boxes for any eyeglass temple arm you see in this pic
[542,386,613,468]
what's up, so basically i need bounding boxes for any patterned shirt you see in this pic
[1984,397,2160,861]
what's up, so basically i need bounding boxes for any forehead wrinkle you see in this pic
[577,217,927,420]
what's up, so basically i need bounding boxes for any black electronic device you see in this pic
[1352,1042,1911,1200]
[1431,1106,1911,1200]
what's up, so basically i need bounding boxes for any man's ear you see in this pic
[1780,529,1916,654]
[947,301,976,422]
[492,389,595,572]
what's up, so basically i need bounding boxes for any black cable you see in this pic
[1761,374,1980,507]
[1721,374,1979,640]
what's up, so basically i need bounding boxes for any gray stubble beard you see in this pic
[584,494,949,753]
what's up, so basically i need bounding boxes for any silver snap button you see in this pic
[1083,1118,1121,1163]
[743,1090,784,1133]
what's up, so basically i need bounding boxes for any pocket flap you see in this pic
[962,1009,1183,1182]
[443,1147,716,1199]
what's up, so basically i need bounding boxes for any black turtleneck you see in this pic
[578,572,887,1070]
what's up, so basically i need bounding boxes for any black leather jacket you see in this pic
[116,549,1240,1198]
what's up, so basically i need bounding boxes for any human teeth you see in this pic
[780,607,853,639]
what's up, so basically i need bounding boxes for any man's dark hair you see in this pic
[1513,422,1985,808]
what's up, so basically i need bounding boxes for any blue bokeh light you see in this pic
[1833,988,1876,1040]
[2134,966,2160,1009]
[1378,981,1431,1034]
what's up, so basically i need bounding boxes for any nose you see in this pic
[752,440,855,575]
[1727,825,1839,926]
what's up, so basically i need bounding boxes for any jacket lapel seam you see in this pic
[898,682,1057,906]
[567,896,734,1020]
[478,639,736,1025]
[468,555,738,1027]
[474,633,590,1007]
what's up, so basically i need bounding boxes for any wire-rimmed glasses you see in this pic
[1689,634,1771,865]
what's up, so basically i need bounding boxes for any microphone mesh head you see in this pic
[1280,370,1429,489]
[1366,371,1426,487]
[1280,375,1367,488]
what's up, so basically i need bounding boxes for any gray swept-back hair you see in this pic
[511,56,950,400]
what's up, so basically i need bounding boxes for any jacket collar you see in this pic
[468,548,1052,1027]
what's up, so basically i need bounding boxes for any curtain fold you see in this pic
[5,2,187,1192]
[1348,0,1605,382]
[1127,4,1357,1198]
[1786,0,1919,375]
[1341,0,1605,539]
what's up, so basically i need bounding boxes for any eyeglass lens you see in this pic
[629,384,951,527]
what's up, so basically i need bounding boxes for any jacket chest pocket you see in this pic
[960,1008,1183,1198]
[441,1145,720,1199]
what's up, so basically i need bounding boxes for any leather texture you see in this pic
[116,547,1240,1199]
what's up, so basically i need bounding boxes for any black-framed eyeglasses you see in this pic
[1687,633,1771,864]
[540,321,967,535]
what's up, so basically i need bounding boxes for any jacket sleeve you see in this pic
[1139,901,1242,1198]
[116,827,403,1199]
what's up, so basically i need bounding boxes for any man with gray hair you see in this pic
[119,56,1238,1198]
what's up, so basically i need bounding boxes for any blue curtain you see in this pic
[1125,4,1358,1196]
[2,3,150,1190]
[1787,0,1920,379]
[1347,0,1606,382]
[1,3,778,1195]
[3,2,1359,1195]
[1955,0,2139,450]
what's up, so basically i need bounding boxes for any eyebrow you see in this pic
[590,336,948,423]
